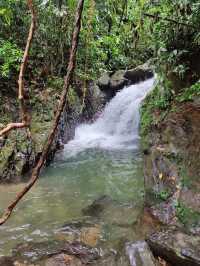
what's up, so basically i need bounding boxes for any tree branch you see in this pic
[0,0,85,226]
[143,13,197,29]
[0,0,36,138]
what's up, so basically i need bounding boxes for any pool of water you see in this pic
[0,79,155,261]
[0,148,144,257]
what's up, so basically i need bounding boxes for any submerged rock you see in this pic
[11,240,100,265]
[45,253,82,266]
[92,252,130,266]
[147,228,200,266]
[56,220,101,247]
[82,195,114,217]
[82,195,140,226]
[126,241,156,266]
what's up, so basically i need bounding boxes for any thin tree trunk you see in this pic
[0,0,36,137]
[0,0,85,226]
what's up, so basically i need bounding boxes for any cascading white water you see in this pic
[64,78,154,156]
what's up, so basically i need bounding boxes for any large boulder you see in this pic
[109,70,128,92]
[97,64,153,100]
[97,72,111,91]
[147,228,200,266]
[124,64,154,84]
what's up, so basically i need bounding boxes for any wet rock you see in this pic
[97,72,111,91]
[124,65,153,84]
[12,240,100,265]
[147,228,200,266]
[97,65,153,100]
[92,252,130,266]
[12,240,65,263]
[126,241,156,266]
[149,199,177,225]
[0,256,14,266]
[60,242,100,264]
[110,70,128,92]
[56,220,101,247]
[45,253,82,266]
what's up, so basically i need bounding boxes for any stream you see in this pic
[0,78,155,261]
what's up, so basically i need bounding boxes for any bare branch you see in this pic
[0,0,85,226]
[0,123,26,136]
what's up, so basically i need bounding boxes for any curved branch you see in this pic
[0,0,85,226]
[143,13,197,29]
[0,0,36,137]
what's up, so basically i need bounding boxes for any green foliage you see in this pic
[175,201,200,226]
[140,78,173,137]
[156,189,171,201]
[176,81,200,102]
[0,7,13,25]
[0,40,22,77]
[47,76,64,91]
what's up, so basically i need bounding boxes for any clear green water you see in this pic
[0,148,144,257]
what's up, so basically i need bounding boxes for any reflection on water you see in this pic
[0,149,144,256]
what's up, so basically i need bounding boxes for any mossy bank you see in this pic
[140,77,200,231]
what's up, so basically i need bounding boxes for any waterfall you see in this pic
[64,78,155,156]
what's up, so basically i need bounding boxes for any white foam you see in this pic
[64,78,155,157]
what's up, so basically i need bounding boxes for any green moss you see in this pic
[175,201,200,227]
[156,189,171,201]
[68,86,79,107]
[0,140,14,172]
[140,80,172,147]
[176,81,200,102]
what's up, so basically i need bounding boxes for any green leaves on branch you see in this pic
[0,41,22,77]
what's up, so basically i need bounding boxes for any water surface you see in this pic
[0,79,154,258]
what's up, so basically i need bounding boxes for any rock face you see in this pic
[142,101,200,228]
[97,64,153,100]
[0,79,104,183]
[147,229,200,266]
